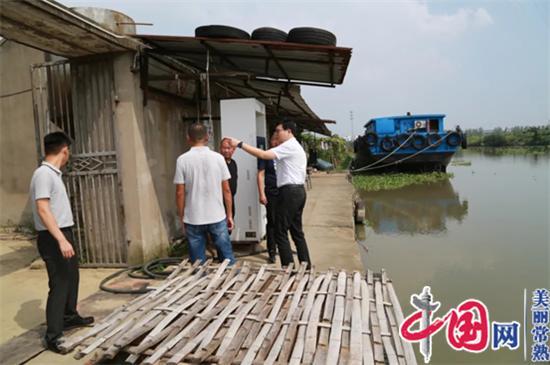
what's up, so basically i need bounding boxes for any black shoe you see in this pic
[63,315,94,330]
[45,338,66,354]
[268,255,276,264]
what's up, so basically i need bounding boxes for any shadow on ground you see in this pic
[14,299,44,331]
[0,241,37,277]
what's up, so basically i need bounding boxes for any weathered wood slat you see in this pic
[256,263,308,362]
[326,271,346,365]
[361,279,375,364]
[348,271,363,365]
[263,273,310,365]
[288,273,326,364]
[368,270,385,364]
[385,271,418,365]
[375,278,398,365]
[302,270,332,364]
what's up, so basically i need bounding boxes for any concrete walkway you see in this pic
[303,173,362,271]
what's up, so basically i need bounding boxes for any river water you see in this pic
[356,149,549,364]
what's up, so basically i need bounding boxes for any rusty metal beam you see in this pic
[263,45,290,82]
[149,48,342,66]
[200,40,244,71]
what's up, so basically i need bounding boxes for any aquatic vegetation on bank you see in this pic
[352,172,453,192]
[451,160,472,166]
[469,146,550,155]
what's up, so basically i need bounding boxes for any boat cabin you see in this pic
[364,114,446,136]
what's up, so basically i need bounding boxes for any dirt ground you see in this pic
[0,173,361,364]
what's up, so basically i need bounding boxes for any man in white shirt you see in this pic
[29,132,94,353]
[226,120,311,268]
[174,123,235,265]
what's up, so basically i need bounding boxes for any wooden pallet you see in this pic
[61,260,417,364]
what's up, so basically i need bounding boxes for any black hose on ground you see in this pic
[100,246,281,294]
[99,257,183,294]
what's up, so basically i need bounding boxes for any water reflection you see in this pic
[358,179,468,235]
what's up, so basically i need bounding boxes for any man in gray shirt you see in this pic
[29,132,93,353]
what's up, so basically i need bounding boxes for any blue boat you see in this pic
[350,114,467,174]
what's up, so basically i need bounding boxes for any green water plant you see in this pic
[451,160,472,166]
[352,172,453,192]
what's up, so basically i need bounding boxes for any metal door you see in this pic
[31,57,127,266]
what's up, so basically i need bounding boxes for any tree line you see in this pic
[465,125,550,147]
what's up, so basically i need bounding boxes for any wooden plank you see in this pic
[340,273,354,364]
[382,272,405,363]
[375,278,398,365]
[278,265,315,363]
[302,270,332,364]
[289,273,326,365]
[385,273,418,365]
[240,275,296,365]
[256,263,308,362]
[313,274,336,365]
[263,273,310,365]
[348,272,363,365]
[216,270,270,355]
[140,262,232,363]
[368,271,385,364]
[326,271,346,365]
[361,279,375,365]
[145,274,237,364]
[217,265,284,364]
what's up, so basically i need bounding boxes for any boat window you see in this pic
[429,119,440,132]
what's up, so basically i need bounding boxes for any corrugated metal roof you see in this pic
[134,34,352,86]
[0,0,139,57]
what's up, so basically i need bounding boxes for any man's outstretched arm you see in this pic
[225,138,277,160]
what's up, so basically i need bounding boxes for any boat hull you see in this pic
[350,150,455,174]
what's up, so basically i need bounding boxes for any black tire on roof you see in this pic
[287,27,337,46]
[251,27,288,42]
[195,25,250,40]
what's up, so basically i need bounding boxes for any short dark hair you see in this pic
[187,123,207,142]
[277,120,297,135]
[44,132,71,155]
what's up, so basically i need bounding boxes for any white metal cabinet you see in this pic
[220,98,267,242]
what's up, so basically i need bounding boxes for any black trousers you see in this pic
[265,193,279,258]
[275,185,311,267]
[37,227,80,342]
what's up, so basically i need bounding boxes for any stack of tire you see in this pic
[195,25,337,46]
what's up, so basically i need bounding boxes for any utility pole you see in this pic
[349,110,354,141]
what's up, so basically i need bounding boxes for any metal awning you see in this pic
[0,0,139,57]
[134,34,352,86]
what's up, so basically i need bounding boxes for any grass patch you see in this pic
[352,172,453,192]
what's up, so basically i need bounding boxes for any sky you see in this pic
[63,0,549,137]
